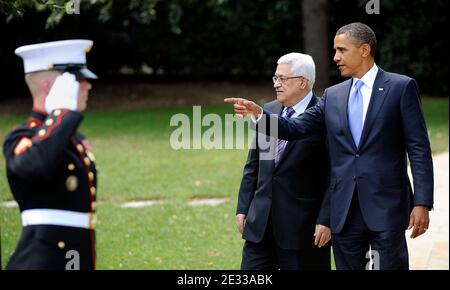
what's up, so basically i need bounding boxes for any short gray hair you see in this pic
[336,22,377,57]
[277,52,316,90]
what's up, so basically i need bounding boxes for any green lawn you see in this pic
[421,98,449,153]
[0,98,448,269]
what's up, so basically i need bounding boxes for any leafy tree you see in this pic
[0,0,447,97]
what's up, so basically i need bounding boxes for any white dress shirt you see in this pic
[350,64,379,124]
[282,91,314,118]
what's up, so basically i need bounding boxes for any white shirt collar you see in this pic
[283,91,314,117]
[352,63,378,89]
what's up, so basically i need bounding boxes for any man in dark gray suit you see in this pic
[236,53,331,270]
[226,23,433,270]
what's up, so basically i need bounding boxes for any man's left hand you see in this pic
[408,205,430,239]
[314,224,331,248]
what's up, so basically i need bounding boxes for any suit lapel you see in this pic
[338,79,356,150]
[358,68,391,150]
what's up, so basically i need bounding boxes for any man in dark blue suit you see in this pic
[237,53,331,270]
[225,22,434,270]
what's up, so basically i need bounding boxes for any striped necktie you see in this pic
[275,107,295,164]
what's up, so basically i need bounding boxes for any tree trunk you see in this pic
[301,0,329,91]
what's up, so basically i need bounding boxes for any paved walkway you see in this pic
[407,152,449,270]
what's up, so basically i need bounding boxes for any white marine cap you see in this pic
[15,39,98,79]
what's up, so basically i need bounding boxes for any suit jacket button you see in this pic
[38,129,46,136]
[57,241,65,249]
[352,176,357,181]
[45,118,54,126]
[88,152,96,162]
[355,154,360,158]
[66,175,78,192]
[76,144,84,153]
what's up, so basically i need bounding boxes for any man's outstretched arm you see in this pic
[224,96,327,141]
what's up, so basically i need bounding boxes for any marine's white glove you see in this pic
[45,72,79,113]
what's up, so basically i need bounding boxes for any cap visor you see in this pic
[80,68,98,79]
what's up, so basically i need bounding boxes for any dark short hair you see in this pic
[336,22,377,57]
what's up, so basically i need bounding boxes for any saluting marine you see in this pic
[3,40,98,270]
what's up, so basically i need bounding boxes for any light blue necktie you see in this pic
[348,80,364,147]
